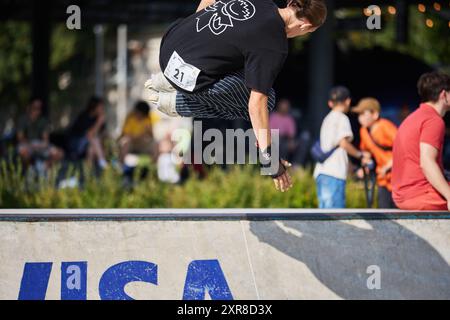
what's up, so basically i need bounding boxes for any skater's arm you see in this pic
[249,90,293,192]
[196,0,215,12]
[248,90,271,151]
[420,142,450,208]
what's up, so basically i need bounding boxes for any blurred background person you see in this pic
[313,86,370,209]
[392,72,450,211]
[56,96,107,188]
[269,99,297,162]
[353,98,398,209]
[119,101,157,164]
[157,137,180,184]
[67,96,107,170]
[16,98,63,171]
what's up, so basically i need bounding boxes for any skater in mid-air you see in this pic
[146,0,327,192]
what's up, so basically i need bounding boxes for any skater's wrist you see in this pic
[259,146,272,165]
[258,146,286,179]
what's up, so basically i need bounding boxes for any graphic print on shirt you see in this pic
[196,0,256,36]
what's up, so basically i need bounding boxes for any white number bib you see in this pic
[164,51,201,92]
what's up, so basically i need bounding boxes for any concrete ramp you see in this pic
[0,209,449,300]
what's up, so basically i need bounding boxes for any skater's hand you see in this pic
[273,160,293,193]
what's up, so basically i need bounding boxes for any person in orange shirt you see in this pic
[353,98,398,208]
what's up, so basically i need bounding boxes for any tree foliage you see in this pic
[345,6,450,72]
[0,22,32,109]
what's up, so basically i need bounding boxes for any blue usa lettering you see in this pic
[18,259,233,300]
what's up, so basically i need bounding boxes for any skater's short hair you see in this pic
[287,0,327,27]
[417,71,450,103]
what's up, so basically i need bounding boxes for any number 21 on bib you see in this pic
[164,51,201,92]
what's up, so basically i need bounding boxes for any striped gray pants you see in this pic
[175,71,276,121]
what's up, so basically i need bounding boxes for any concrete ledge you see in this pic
[1,211,449,299]
[0,209,449,221]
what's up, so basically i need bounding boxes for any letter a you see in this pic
[366,265,381,290]
[366,5,381,30]
[66,5,81,30]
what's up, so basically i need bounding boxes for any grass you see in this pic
[0,160,368,209]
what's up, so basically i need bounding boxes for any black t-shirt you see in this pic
[70,112,99,137]
[160,0,288,95]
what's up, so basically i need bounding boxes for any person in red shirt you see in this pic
[392,71,450,211]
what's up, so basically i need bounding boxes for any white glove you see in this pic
[144,72,175,93]
[157,92,179,118]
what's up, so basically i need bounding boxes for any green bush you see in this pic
[0,161,368,209]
